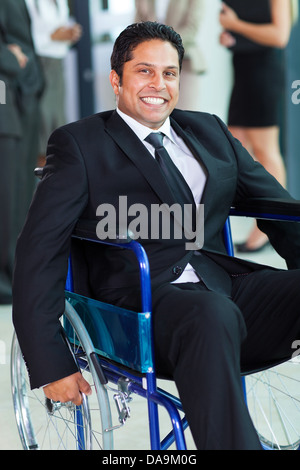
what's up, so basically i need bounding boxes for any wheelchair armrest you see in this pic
[71,219,152,313]
[230,198,300,221]
[73,218,133,245]
[34,167,43,179]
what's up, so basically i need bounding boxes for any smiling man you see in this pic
[109,38,180,129]
[13,22,300,450]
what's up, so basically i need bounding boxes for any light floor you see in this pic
[0,217,289,450]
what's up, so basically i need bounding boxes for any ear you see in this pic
[109,70,120,95]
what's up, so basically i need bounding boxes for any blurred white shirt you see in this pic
[155,0,170,23]
[25,0,71,58]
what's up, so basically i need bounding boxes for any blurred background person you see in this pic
[1,0,44,245]
[135,0,206,110]
[0,0,43,303]
[0,19,27,304]
[219,0,298,252]
[26,0,82,167]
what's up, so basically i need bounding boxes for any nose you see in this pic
[149,73,166,91]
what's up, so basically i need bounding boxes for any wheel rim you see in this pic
[11,302,113,450]
[246,359,300,450]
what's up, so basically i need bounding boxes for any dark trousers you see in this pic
[151,268,300,450]
[0,136,18,301]
[99,266,300,449]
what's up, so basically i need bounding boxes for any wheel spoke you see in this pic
[11,302,113,450]
[246,361,300,450]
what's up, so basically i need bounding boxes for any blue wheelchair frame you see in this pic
[64,197,300,450]
[65,229,188,450]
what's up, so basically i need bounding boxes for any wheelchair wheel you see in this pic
[246,359,300,450]
[11,301,114,450]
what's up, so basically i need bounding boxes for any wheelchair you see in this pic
[10,196,300,450]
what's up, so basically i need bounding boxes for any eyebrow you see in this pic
[134,62,179,70]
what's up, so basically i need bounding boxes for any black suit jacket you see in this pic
[13,109,300,388]
[0,3,22,137]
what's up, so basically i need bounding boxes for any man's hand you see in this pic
[43,372,92,406]
[7,44,28,69]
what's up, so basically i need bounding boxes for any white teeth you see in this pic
[141,97,165,105]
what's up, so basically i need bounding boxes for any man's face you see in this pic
[110,39,180,129]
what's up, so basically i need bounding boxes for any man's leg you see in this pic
[151,282,262,450]
[231,268,300,372]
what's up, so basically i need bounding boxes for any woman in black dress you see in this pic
[219,0,298,251]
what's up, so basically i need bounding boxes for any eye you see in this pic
[164,70,177,78]
[139,68,151,74]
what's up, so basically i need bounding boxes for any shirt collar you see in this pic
[116,108,175,144]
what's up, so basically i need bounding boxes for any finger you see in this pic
[73,392,83,406]
[78,376,92,396]
[220,2,227,13]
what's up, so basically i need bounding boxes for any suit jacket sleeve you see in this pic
[0,4,23,77]
[13,127,89,389]
[214,115,300,269]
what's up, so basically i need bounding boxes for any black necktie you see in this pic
[145,132,195,208]
[145,133,231,296]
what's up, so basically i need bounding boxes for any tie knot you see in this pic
[145,132,165,149]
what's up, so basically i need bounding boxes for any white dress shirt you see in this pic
[25,0,71,58]
[117,108,207,283]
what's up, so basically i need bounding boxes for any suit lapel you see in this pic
[104,111,216,235]
[170,117,215,206]
[105,111,178,207]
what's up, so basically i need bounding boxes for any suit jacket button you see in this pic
[172,266,183,276]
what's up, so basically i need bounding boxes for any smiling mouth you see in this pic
[141,97,166,105]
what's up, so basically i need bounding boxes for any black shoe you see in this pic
[235,241,270,253]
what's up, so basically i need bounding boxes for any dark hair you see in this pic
[110,22,185,81]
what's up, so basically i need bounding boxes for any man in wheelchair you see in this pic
[12,21,300,450]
